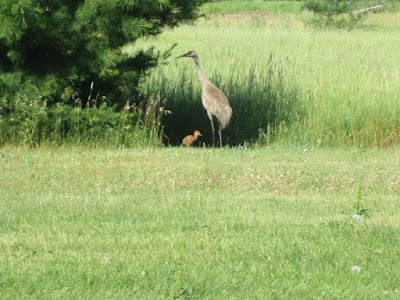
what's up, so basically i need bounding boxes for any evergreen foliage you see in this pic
[0,0,201,106]
[0,0,202,146]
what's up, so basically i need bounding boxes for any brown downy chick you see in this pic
[182,130,202,147]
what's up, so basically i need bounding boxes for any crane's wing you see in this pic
[202,82,232,129]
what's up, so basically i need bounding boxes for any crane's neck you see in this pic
[192,56,208,87]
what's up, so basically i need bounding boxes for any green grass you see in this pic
[1,146,400,298]
[201,1,303,14]
[125,10,400,147]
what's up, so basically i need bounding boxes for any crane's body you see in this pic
[182,130,202,147]
[177,51,232,147]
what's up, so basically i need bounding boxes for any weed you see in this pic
[353,183,369,217]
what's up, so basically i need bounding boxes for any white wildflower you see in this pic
[101,257,110,265]
[351,266,361,273]
[352,214,363,223]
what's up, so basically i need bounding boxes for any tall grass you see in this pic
[129,11,400,147]
[141,52,303,146]
[200,0,303,14]
[0,95,164,147]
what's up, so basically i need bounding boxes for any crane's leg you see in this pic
[207,110,215,147]
[218,122,223,148]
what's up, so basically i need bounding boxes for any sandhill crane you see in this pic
[176,51,232,148]
[182,130,202,147]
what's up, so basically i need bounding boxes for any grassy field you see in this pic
[1,146,400,299]
[126,7,400,147]
[200,1,303,14]
[2,3,400,299]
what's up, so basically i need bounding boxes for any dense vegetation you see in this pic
[1,1,399,147]
[0,0,202,146]
[2,3,400,299]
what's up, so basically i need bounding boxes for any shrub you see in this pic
[303,0,369,30]
[0,1,202,107]
[0,0,201,145]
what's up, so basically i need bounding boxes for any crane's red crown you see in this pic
[176,51,197,59]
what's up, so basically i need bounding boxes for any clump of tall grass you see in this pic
[0,94,165,147]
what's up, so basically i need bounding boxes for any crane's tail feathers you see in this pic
[220,106,233,129]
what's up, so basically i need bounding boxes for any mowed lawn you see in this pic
[1,146,400,299]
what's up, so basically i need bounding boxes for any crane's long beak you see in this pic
[175,53,187,59]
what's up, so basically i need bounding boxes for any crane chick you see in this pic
[182,130,202,147]
[176,51,232,148]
